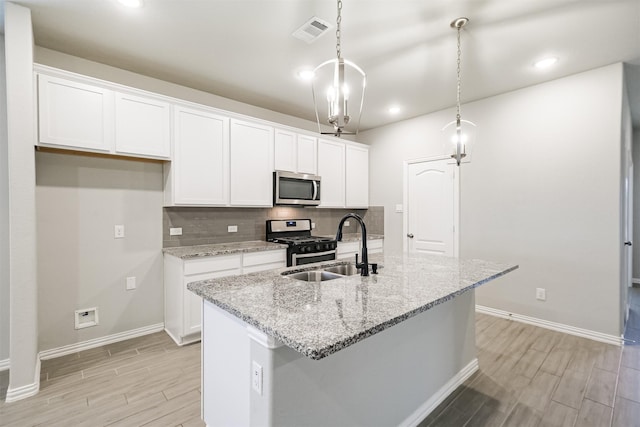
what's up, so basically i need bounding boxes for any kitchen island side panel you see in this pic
[203,290,476,426]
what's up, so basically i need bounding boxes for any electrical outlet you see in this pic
[395,204,403,213]
[126,276,136,290]
[114,225,125,239]
[311,222,316,229]
[228,225,238,233]
[344,221,350,227]
[169,227,182,236]
[536,288,546,301]
[252,361,262,395]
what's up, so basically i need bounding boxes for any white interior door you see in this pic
[405,159,457,256]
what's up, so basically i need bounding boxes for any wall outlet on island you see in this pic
[536,288,546,301]
[252,361,262,395]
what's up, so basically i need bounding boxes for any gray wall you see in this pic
[0,34,9,364]
[633,128,640,281]
[5,2,39,395]
[36,151,164,351]
[34,47,323,135]
[359,64,624,337]
[163,206,384,247]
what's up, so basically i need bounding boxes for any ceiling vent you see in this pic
[292,17,332,43]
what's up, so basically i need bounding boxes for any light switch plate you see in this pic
[395,204,403,213]
[114,225,125,239]
[126,276,136,291]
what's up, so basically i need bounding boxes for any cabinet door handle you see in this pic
[625,241,633,246]
[407,233,414,238]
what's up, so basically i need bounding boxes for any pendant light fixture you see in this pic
[442,17,476,166]
[311,0,366,136]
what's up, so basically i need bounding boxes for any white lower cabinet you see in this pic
[337,239,384,260]
[164,249,286,345]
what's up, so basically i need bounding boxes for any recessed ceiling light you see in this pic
[388,106,401,114]
[296,69,315,81]
[534,57,558,69]
[118,0,143,8]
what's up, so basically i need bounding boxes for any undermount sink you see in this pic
[322,264,361,276]
[285,270,342,282]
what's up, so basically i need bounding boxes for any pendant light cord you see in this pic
[336,0,342,59]
[456,24,462,122]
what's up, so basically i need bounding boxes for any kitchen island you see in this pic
[188,252,517,426]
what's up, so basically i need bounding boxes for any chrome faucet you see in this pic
[336,213,373,276]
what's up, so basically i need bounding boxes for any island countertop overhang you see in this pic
[188,252,518,360]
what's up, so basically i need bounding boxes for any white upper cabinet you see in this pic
[166,105,230,206]
[114,91,171,159]
[318,139,346,208]
[38,73,114,153]
[37,70,171,160]
[345,144,369,208]
[274,128,297,172]
[297,134,317,175]
[230,119,274,206]
[274,129,317,175]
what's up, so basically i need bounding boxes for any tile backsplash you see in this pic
[163,206,384,247]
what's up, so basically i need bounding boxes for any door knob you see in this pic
[407,233,414,238]
[625,241,633,246]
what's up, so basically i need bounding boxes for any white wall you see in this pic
[0,34,10,365]
[359,64,625,337]
[36,152,164,351]
[4,2,39,399]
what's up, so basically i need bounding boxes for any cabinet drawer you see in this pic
[243,250,286,267]
[184,254,242,276]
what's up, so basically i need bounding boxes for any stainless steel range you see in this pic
[266,219,337,267]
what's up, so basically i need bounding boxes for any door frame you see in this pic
[403,156,460,256]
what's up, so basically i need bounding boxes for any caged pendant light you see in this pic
[442,17,476,166]
[311,0,366,137]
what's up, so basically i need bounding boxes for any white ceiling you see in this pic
[2,0,640,131]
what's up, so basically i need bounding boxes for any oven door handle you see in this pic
[292,249,336,265]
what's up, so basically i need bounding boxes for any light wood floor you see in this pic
[1,293,639,426]
[0,332,204,427]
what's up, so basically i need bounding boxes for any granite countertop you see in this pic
[163,240,288,259]
[188,252,517,360]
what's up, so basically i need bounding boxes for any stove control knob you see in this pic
[299,246,306,253]
[316,244,321,251]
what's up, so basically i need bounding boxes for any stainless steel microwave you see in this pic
[273,171,321,206]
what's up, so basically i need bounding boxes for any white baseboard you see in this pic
[5,358,40,403]
[39,323,165,360]
[400,358,479,427]
[476,305,622,346]
[0,358,9,372]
